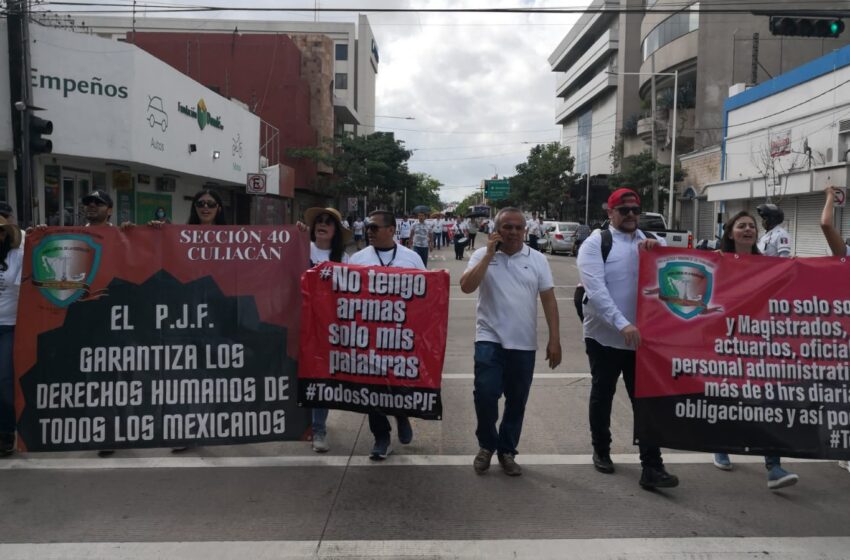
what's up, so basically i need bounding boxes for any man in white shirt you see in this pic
[350,210,425,459]
[410,213,433,268]
[527,216,542,251]
[398,215,412,247]
[460,207,562,477]
[577,188,678,490]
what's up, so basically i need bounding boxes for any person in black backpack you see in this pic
[576,188,679,490]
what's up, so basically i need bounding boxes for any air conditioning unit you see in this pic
[156,176,176,192]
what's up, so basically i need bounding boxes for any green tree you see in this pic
[608,150,686,217]
[502,143,578,219]
[288,132,416,210]
[406,173,444,215]
[455,191,484,219]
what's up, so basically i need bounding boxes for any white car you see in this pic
[546,222,580,255]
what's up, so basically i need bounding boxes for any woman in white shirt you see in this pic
[303,207,351,452]
[0,217,23,456]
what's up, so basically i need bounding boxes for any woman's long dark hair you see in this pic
[721,211,760,255]
[188,189,227,225]
[0,233,11,272]
[311,212,345,263]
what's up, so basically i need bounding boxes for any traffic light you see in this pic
[769,16,845,38]
[29,115,53,155]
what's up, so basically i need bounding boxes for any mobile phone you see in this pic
[496,242,502,252]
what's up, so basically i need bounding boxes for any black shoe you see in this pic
[497,453,522,476]
[592,451,614,474]
[0,432,14,457]
[97,449,115,457]
[639,466,679,489]
[473,448,493,474]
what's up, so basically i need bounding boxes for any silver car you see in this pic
[546,222,580,255]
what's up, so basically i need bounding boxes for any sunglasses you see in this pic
[195,200,219,209]
[315,215,336,226]
[366,223,388,232]
[500,225,525,231]
[615,206,641,216]
[82,198,107,207]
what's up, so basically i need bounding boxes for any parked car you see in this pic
[546,222,580,255]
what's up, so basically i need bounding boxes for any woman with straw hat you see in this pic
[301,207,351,452]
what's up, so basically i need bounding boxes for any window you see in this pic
[641,3,699,61]
[0,171,7,203]
[335,72,348,90]
[335,43,348,61]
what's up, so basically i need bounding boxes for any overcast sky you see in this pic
[52,0,588,203]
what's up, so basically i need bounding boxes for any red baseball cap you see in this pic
[607,188,640,209]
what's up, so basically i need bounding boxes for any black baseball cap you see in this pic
[82,190,113,208]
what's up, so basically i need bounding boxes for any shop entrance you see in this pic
[59,171,91,225]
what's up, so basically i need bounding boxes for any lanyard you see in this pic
[375,245,397,267]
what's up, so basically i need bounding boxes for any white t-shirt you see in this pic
[465,245,554,350]
[759,226,792,258]
[0,238,25,326]
[350,243,426,270]
[353,220,364,235]
[310,242,350,266]
[411,222,432,248]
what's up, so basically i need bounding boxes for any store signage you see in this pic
[178,98,224,131]
[31,69,129,100]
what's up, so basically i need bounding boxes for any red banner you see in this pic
[298,262,449,419]
[635,248,850,459]
[15,225,309,451]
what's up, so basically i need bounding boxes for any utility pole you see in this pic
[7,0,34,226]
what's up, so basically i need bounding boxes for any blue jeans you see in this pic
[413,245,429,268]
[312,408,328,437]
[0,326,15,435]
[473,341,535,455]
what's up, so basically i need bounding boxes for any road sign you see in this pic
[484,179,510,201]
[246,173,267,195]
[348,197,359,213]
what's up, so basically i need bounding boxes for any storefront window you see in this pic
[44,166,61,226]
[0,171,7,202]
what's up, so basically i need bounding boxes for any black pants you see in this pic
[585,338,663,468]
[369,413,407,438]
[454,240,466,259]
[528,235,538,250]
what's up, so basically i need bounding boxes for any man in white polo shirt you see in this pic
[460,207,562,476]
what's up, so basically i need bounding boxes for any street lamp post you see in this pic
[607,70,680,226]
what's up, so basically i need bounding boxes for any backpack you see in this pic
[574,229,655,320]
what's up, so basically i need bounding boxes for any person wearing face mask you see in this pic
[301,207,351,453]
[710,211,799,490]
[577,188,678,490]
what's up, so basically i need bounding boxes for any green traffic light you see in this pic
[831,21,840,35]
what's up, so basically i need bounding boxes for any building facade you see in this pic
[0,23,272,226]
[705,45,850,256]
[551,0,850,235]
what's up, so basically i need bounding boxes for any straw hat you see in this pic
[303,207,353,244]
[0,216,21,249]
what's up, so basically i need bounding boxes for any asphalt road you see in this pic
[2,242,849,559]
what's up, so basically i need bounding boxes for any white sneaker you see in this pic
[312,433,329,453]
[838,460,849,472]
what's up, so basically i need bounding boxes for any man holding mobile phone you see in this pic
[460,207,562,477]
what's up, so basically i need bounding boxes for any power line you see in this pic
[36,2,850,16]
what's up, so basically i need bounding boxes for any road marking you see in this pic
[2,537,849,559]
[443,373,590,379]
[0,453,826,470]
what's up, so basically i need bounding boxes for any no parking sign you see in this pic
[246,173,267,195]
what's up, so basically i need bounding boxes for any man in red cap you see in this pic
[576,188,679,490]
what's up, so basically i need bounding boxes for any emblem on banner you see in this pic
[645,260,721,320]
[32,234,102,307]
